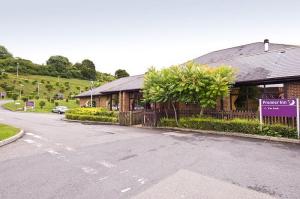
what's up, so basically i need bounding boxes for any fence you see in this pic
[142,110,297,128]
[119,110,144,126]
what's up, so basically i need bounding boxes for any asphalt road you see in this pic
[0,100,300,199]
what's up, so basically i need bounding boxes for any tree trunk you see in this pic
[200,107,204,117]
[171,102,179,126]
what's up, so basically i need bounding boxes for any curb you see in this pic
[139,126,300,144]
[0,129,25,147]
[61,118,119,126]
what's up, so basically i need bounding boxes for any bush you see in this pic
[159,117,297,139]
[65,113,118,123]
[67,108,118,117]
[39,100,46,109]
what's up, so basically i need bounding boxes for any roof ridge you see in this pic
[202,46,300,65]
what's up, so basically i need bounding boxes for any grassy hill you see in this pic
[0,73,91,100]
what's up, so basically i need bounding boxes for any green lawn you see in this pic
[0,123,20,141]
[3,99,80,113]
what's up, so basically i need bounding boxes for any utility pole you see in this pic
[17,62,19,78]
[19,84,24,99]
[90,81,94,107]
[37,82,42,97]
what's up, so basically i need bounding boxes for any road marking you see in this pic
[65,146,75,151]
[81,167,98,175]
[97,160,116,168]
[46,149,60,155]
[163,132,193,137]
[24,139,35,144]
[121,187,131,193]
[55,143,63,146]
[120,170,129,174]
[26,133,47,141]
[98,176,109,181]
[138,178,146,185]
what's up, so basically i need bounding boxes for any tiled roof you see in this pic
[193,42,300,83]
[77,41,300,98]
[76,75,144,97]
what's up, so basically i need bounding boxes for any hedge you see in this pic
[65,113,118,123]
[67,108,118,117]
[159,117,297,139]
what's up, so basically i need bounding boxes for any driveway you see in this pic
[0,100,300,199]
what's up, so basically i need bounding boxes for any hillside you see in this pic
[0,73,91,99]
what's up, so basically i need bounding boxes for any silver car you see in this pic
[52,106,69,114]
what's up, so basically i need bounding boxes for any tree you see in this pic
[143,66,182,125]
[0,45,12,59]
[81,59,96,80]
[143,62,235,124]
[39,100,46,109]
[178,62,235,114]
[115,69,129,79]
[46,55,71,73]
[12,93,18,101]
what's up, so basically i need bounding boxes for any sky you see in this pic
[1,0,300,75]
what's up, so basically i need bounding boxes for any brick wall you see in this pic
[285,82,300,98]
[122,92,130,111]
[79,97,90,107]
[99,95,109,108]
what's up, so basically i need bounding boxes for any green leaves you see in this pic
[143,62,235,110]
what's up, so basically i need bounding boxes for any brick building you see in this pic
[76,40,300,112]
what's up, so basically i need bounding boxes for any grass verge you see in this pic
[0,123,20,141]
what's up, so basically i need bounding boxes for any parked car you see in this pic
[52,106,69,114]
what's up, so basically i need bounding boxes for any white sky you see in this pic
[1,0,300,75]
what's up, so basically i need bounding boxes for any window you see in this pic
[129,92,144,111]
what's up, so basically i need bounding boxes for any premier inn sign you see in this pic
[259,98,300,138]
[261,99,297,117]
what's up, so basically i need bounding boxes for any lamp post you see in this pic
[90,81,94,107]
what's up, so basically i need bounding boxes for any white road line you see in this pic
[24,139,35,144]
[65,146,75,151]
[97,160,116,168]
[46,149,60,155]
[26,133,47,141]
[138,178,146,185]
[81,167,98,175]
[98,176,109,181]
[120,170,129,174]
[121,187,131,193]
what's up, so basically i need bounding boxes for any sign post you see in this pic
[259,99,263,130]
[297,98,300,139]
[260,98,299,139]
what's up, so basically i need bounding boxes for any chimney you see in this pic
[264,39,269,52]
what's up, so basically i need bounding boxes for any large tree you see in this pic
[143,62,235,124]
[46,55,71,73]
[178,62,235,114]
[0,45,12,59]
[115,69,129,79]
[81,59,96,80]
[143,66,182,125]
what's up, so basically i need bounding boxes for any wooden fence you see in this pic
[142,110,298,128]
[119,110,144,126]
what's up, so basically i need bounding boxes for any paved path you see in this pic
[0,100,300,199]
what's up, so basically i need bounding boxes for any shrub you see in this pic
[159,117,297,139]
[67,107,118,117]
[65,113,118,123]
[39,100,46,109]
[55,102,59,106]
